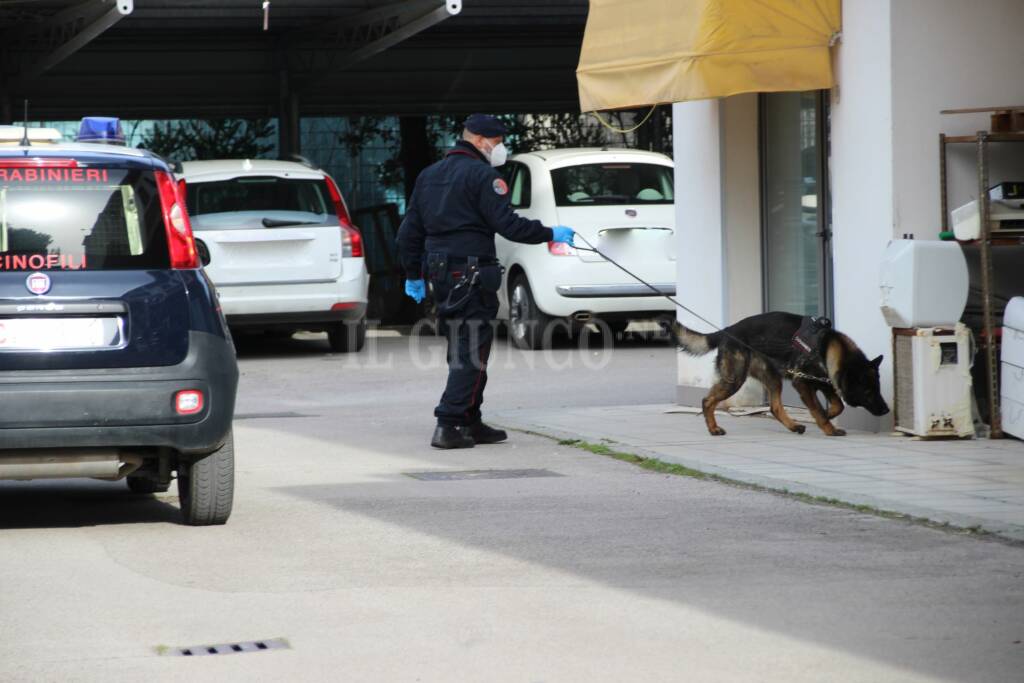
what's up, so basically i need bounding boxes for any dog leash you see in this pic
[571,234,834,387]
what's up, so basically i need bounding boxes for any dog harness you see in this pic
[788,316,834,385]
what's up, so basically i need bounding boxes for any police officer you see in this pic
[397,114,575,449]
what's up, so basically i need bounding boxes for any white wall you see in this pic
[829,0,895,431]
[674,99,723,400]
[674,96,763,406]
[722,94,763,324]
[720,94,764,406]
[891,0,1024,234]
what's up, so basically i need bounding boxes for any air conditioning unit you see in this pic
[893,324,974,438]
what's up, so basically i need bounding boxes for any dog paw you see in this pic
[709,427,726,436]
[792,424,806,434]
[828,428,847,437]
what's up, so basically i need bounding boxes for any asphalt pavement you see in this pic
[0,329,1021,682]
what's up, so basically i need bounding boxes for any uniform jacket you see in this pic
[396,140,553,279]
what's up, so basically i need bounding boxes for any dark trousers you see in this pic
[431,274,499,427]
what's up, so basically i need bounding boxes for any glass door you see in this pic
[760,91,833,317]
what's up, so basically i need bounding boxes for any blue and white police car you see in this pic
[0,118,238,525]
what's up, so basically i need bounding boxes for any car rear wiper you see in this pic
[261,218,322,228]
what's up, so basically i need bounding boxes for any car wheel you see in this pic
[126,476,170,494]
[328,318,367,353]
[508,274,551,350]
[178,431,234,526]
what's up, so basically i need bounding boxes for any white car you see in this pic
[180,159,369,352]
[496,148,676,349]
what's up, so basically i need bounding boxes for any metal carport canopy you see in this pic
[0,0,588,121]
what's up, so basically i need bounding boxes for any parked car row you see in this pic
[0,117,672,526]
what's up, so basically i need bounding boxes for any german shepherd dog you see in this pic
[667,312,889,436]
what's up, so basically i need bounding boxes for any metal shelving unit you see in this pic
[938,118,1024,439]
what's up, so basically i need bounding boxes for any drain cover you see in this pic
[161,637,290,656]
[234,412,316,420]
[405,468,563,481]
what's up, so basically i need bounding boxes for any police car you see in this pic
[0,118,238,525]
[496,148,677,349]
[179,159,369,352]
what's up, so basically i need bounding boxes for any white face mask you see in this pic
[484,140,508,167]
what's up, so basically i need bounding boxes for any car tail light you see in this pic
[177,177,187,202]
[548,241,577,256]
[324,175,363,258]
[0,158,78,168]
[331,302,357,311]
[341,224,363,258]
[323,175,352,224]
[174,390,204,415]
[155,170,199,269]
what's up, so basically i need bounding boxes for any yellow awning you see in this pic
[577,0,841,112]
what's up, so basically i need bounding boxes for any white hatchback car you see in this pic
[180,159,369,352]
[496,148,676,349]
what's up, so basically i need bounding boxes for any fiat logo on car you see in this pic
[625,209,637,217]
[25,272,51,296]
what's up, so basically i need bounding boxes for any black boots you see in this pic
[468,422,508,444]
[431,425,475,449]
[430,422,508,449]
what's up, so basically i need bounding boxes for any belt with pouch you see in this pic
[427,253,504,314]
[449,257,501,288]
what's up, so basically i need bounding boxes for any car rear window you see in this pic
[186,176,332,230]
[551,163,674,206]
[0,165,170,271]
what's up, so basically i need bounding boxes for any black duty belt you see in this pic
[447,257,498,268]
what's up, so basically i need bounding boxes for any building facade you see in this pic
[672,0,1024,431]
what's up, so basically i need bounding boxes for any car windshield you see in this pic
[186,176,333,230]
[551,163,674,206]
[0,165,169,270]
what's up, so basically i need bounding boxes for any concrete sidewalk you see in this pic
[495,403,1024,541]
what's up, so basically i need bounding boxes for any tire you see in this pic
[328,317,367,353]
[178,431,235,526]
[508,274,552,350]
[126,476,170,494]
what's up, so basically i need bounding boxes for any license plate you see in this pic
[0,317,124,350]
[598,228,673,260]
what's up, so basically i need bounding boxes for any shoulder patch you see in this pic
[492,178,509,196]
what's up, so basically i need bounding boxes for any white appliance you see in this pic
[951,182,1024,241]
[893,325,975,438]
[1001,296,1024,439]
[879,240,969,328]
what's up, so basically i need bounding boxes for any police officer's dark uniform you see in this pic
[396,115,558,449]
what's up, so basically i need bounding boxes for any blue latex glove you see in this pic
[404,279,426,303]
[552,225,575,246]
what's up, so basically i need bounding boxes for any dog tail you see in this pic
[666,321,721,356]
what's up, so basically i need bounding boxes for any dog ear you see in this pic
[870,355,883,368]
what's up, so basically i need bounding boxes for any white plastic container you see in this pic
[951,198,1024,241]
[879,240,969,328]
[1001,296,1024,367]
[1000,296,1024,439]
